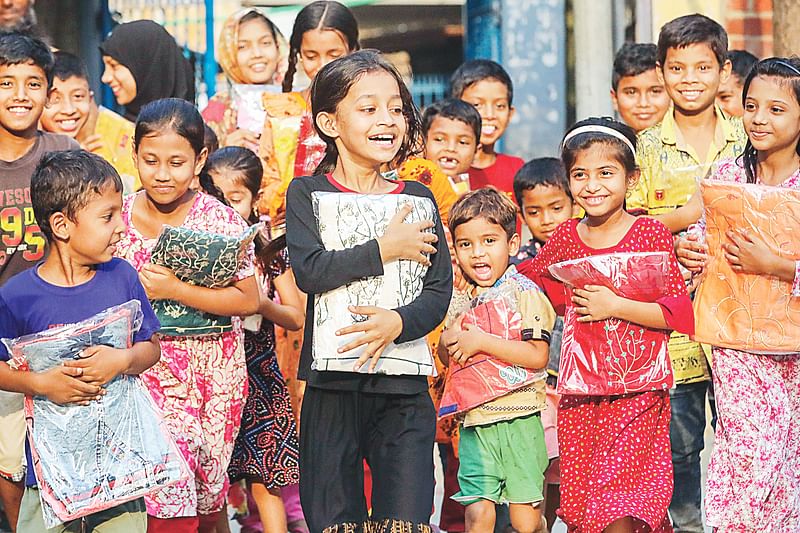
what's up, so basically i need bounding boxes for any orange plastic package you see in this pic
[693,180,800,353]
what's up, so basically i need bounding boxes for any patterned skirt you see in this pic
[227,324,300,488]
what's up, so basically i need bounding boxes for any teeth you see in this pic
[481,125,496,135]
[9,107,28,114]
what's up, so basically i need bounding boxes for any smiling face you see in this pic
[743,75,800,157]
[0,60,47,136]
[520,185,573,243]
[317,70,406,169]
[660,43,730,115]
[101,55,137,106]
[460,78,514,148]
[134,129,207,209]
[453,216,518,287]
[40,75,92,138]
[300,28,350,82]
[717,73,745,117]
[611,69,671,132]
[236,16,280,85]
[65,181,125,265]
[424,115,477,177]
[568,143,636,220]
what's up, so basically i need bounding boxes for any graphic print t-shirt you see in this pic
[0,132,78,285]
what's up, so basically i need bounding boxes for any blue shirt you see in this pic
[0,258,160,486]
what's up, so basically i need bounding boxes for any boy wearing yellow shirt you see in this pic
[627,14,747,533]
[39,51,139,193]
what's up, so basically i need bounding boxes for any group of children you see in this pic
[0,3,797,533]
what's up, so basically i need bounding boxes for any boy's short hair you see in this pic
[449,186,518,240]
[0,31,54,85]
[450,59,514,104]
[657,14,728,68]
[52,50,89,83]
[612,43,658,90]
[31,150,123,240]
[421,98,482,141]
[512,157,570,206]
[728,49,758,82]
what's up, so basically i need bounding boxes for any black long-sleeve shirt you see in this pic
[286,174,452,394]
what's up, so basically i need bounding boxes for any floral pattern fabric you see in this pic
[115,192,254,518]
[699,158,800,531]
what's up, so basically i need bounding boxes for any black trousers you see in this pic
[299,387,436,533]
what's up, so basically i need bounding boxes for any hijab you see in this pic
[101,20,195,121]
[216,8,288,86]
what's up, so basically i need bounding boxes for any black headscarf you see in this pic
[100,20,195,121]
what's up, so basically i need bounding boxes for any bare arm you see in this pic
[260,269,306,331]
[0,360,102,405]
[446,326,549,370]
[139,264,260,317]
[572,285,669,329]
[651,190,703,233]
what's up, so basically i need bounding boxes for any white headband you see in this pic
[562,125,636,157]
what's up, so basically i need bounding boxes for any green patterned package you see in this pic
[149,223,260,336]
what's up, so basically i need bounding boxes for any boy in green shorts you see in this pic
[440,187,553,533]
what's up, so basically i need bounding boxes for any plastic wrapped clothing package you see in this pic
[311,191,437,375]
[438,283,546,419]
[694,181,800,352]
[149,223,260,336]
[3,301,189,527]
[548,252,674,395]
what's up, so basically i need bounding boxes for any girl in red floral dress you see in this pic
[518,117,693,533]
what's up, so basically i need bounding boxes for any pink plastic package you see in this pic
[438,283,545,418]
[548,252,675,395]
[4,301,189,527]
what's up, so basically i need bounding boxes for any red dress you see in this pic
[518,217,692,533]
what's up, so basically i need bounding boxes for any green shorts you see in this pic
[16,487,146,533]
[453,413,548,505]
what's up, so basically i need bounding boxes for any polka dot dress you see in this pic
[519,217,686,532]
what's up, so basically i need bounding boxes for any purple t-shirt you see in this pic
[0,257,160,486]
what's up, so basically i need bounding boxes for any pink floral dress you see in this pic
[115,191,253,518]
[699,158,800,530]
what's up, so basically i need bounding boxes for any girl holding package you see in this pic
[518,117,693,533]
[676,57,800,531]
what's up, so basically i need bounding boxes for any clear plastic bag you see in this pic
[438,283,546,418]
[547,252,674,395]
[694,180,800,352]
[4,301,189,527]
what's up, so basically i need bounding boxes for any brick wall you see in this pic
[725,0,773,57]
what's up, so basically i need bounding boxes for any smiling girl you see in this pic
[518,117,694,533]
[676,57,800,531]
[285,50,451,533]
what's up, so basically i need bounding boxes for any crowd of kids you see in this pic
[0,2,797,533]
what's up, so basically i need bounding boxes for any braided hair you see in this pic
[282,1,359,92]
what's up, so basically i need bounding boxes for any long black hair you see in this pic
[310,49,424,175]
[135,98,228,205]
[282,0,359,92]
[738,57,800,183]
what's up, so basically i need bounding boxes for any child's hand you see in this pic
[79,133,105,153]
[335,306,403,372]
[225,129,260,153]
[34,366,104,406]
[62,345,130,387]
[572,285,621,322]
[377,203,438,266]
[449,324,486,365]
[675,234,708,273]
[139,264,182,301]
[724,229,776,275]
